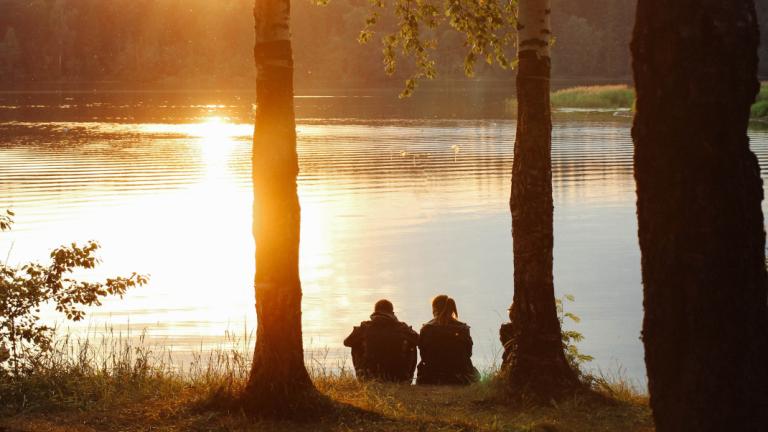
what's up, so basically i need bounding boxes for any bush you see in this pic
[557,295,594,377]
[0,211,148,376]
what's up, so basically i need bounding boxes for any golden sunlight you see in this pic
[189,116,242,139]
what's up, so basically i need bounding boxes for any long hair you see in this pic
[432,294,458,325]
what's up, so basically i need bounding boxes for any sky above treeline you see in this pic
[0,0,768,89]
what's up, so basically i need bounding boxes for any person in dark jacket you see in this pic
[416,295,480,385]
[344,299,419,382]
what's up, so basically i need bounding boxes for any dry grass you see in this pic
[0,331,653,432]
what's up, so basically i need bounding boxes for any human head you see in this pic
[431,294,458,324]
[374,299,394,314]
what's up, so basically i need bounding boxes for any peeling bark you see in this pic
[502,0,580,401]
[243,0,315,417]
[632,0,768,430]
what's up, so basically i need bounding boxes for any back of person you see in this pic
[417,321,478,385]
[344,300,418,382]
[360,318,417,381]
[416,295,480,385]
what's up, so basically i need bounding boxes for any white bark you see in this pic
[253,0,292,68]
[517,0,551,57]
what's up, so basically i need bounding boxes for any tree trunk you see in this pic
[632,1,768,430]
[244,0,315,417]
[503,0,580,401]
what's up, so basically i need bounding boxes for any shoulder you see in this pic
[421,319,439,329]
[420,321,436,334]
[397,321,418,334]
[348,322,373,337]
[453,322,472,336]
[420,320,470,334]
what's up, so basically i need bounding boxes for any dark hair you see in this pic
[432,294,458,325]
[374,299,394,314]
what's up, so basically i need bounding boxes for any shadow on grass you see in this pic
[189,387,481,432]
[0,380,650,432]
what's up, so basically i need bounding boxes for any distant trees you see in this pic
[550,0,636,79]
[632,0,768,429]
[0,0,699,88]
[244,0,316,417]
[0,28,19,80]
[8,0,768,88]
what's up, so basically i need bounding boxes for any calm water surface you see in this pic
[2,92,767,388]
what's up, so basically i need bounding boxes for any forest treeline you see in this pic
[0,0,746,89]
[3,0,768,90]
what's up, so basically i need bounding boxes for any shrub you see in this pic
[0,211,148,376]
[557,294,594,376]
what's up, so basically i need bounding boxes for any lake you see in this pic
[1,90,767,389]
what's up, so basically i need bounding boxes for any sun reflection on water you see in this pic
[0,116,658,381]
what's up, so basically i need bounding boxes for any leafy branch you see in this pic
[0,212,148,376]
[557,294,594,374]
[356,0,518,97]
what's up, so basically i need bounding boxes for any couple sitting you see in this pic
[343,295,480,385]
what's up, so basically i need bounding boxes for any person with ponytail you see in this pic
[416,295,480,385]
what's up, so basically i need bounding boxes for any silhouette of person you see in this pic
[416,295,480,385]
[344,299,419,382]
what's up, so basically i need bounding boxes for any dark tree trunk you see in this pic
[632,0,768,430]
[243,0,315,417]
[503,5,580,397]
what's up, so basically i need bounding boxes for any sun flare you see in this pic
[190,116,241,139]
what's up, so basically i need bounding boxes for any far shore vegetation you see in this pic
[0,330,652,432]
[506,83,768,120]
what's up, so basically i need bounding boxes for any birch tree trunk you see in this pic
[502,0,580,401]
[632,0,768,430]
[244,0,315,416]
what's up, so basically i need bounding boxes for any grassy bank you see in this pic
[506,83,768,120]
[751,83,768,118]
[505,84,634,115]
[0,333,652,431]
[551,85,635,110]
